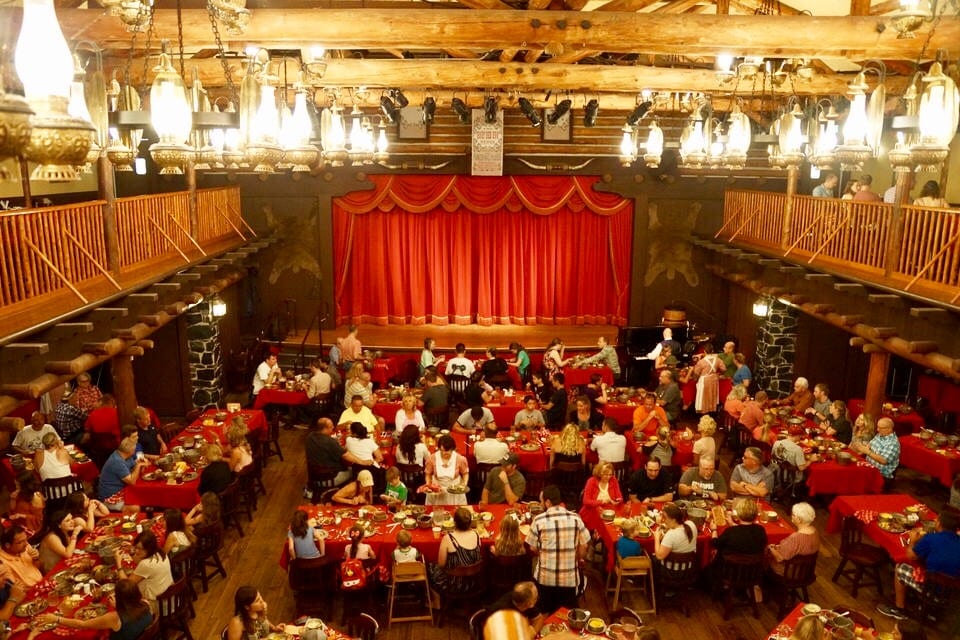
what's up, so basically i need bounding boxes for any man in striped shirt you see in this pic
[525,484,590,614]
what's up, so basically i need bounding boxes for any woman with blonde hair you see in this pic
[752,413,778,447]
[550,423,586,466]
[225,428,252,472]
[34,432,73,481]
[790,614,826,640]
[492,515,525,557]
[692,415,718,465]
[199,443,233,495]
[852,412,876,448]
[394,393,425,432]
[579,461,624,534]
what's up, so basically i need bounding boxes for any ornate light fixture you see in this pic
[15,0,95,182]
[320,100,348,166]
[618,124,637,167]
[279,82,320,173]
[0,86,32,181]
[374,118,389,164]
[777,103,805,168]
[911,61,959,172]
[147,44,193,174]
[209,294,227,318]
[809,101,839,169]
[835,72,873,170]
[723,102,752,169]
[245,81,282,172]
[890,0,932,38]
[679,115,707,168]
[642,120,664,168]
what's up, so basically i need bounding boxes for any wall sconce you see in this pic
[752,297,771,317]
[210,295,227,318]
[643,120,664,168]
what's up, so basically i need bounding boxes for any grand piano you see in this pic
[617,324,691,388]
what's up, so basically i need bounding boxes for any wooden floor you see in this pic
[187,427,958,640]
[284,324,622,352]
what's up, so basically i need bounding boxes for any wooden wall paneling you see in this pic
[131,318,192,418]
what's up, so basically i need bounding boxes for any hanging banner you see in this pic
[471,108,503,176]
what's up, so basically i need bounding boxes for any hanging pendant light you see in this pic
[618,124,637,166]
[68,56,101,173]
[643,120,663,168]
[148,43,193,174]
[777,103,805,168]
[280,85,319,173]
[911,61,959,172]
[15,0,95,182]
[245,82,282,172]
[322,102,348,167]
[810,102,839,169]
[835,72,872,170]
[724,103,752,169]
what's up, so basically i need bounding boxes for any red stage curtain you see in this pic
[332,175,633,326]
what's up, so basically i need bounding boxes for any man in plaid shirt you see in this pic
[525,484,590,614]
[53,393,87,446]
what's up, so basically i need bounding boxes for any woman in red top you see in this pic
[578,461,624,534]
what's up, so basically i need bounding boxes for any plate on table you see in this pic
[878,520,907,534]
[76,604,108,620]
[520,443,541,452]
[32,620,58,632]
[186,425,203,433]
[316,530,329,539]
[98,516,122,527]
[606,624,625,639]
[14,599,45,618]
[182,471,198,482]
[541,622,568,636]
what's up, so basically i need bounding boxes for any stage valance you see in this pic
[333,175,633,327]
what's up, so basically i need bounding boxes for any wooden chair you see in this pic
[467,609,490,640]
[717,552,765,619]
[552,461,586,510]
[447,375,471,411]
[770,552,818,617]
[522,470,551,502]
[184,409,202,425]
[168,546,198,617]
[387,560,433,627]
[831,516,886,597]
[262,411,284,463]
[159,422,183,445]
[607,607,643,627]
[435,561,485,628]
[748,438,773,465]
[156,577,194,640]
[611,460,632,487]
[192,522,227,593]
[771,455,805,507]
[396,463,426,505]
[656,551,698,616]
[217,480,245,537]
[486,551,532,594]
[469,463,496,504]
[288,556,338,619]
[236,463,260,521]
[345,613,379,640]
[424,405,450,430]
[41,475,84,512]
[916,570,960,623]
[307,464,342,504]
[139,616,162,640]
[605,552,655,614]
[729,424,752,463]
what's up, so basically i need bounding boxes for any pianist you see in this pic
[645,328,682,361]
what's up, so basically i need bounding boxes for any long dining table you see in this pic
[897,433,960,488]
[826,494,938,565]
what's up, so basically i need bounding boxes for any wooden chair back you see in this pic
[780,552,818,589]
[345,613,379,640]
[718,552,765,589]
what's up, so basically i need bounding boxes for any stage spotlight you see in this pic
[380,95,399,123]
[583,99,599,127]
[391,89,409,108]
[626,100,653,127]
[423,97,436,123]
[518,97,541,127]
[483,96,498,123]
[451,97,470,124]
[547,99,572,125]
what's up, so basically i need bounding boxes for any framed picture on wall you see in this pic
[397,106,429,140]
[542,107,572,142]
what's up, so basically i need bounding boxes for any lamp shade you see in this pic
[645,121,664,156]
[15,0,74,100]
[150,53,192,144]
[726,105,752,155]
[250,85,279,143]
[917,62,959,146]
[842,73,869,146]
[210,296,227,318]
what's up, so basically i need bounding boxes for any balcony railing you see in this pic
[0,186,247,340]
[719,190,960,306]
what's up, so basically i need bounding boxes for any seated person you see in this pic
[38,510,82,573]
[225,427,253,473]
[738,391,768,432]
[226,587,282,640]
[199,444,234,496]
[821,400,852,445]
[653,503,697,565]
[474,424,509,465]
[568,394,602,432]
[392,530,420,563]
[678,456,728,501]
[162,509,192,556]
[453,406,496,434]
[805,383,831,421]
[642,426,674,466]
[767,502,819,575]
[480,348,511,389]
[13,411,58,456]
[332,469,375,506]
[338,395,384,435]
[590,418,627,464]
[513,396,545,430]
[616,519,644,559]
[487,581,544,635]
[773,377,814,413]
[772,425,819,483]
[479,453,525,506]
[492,516,526,557]
[395,424,430,467]
[381,466,408,508]
[723,384,748,420]
[580,462,623,529]
[627,457,674,504]
[34,432,73,481]
[692,415,718,466]
[632,395,669,437]
[98,436,147,513]
[549,424,586,467]
[877,509,960,621]
[752,413,778,447]
[132,406,167,460]
[582,374,609,410]
[464,371,494,407]
[729,446,774,498]
[0,524,42,589]
[710,497,767,561]
[419,372,450,413]
[445,343,475,379]
[287,510,325,560]
[344,422,384,467]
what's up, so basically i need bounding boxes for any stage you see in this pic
[282,324,622,354]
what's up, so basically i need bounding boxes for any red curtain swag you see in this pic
[332,175,633,327]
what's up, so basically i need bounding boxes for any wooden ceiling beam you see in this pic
[53,9,959,59]
[591,0,660,11]
[849,0,871,16]
[655,0,705,12]
[116,57,905,96]
[870,0,903,16]
[728,0,803,15]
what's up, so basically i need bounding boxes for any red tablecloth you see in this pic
[805,455,884,497]
[124,472,200,510]
[253,388,310,410]
[595,500,792,572]
[176,408,267,446]
[280,503,513,569]
[562,366,614,388]
[369,358,399,387]
[826,494,936,565]
[602,401,637,426]
[1,457,99,492]
[848,399,926,435]
[898,434,960,488]
[918,375,960,414]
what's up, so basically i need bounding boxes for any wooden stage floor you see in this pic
[284,324,620,352]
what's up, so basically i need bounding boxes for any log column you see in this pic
[863,346,890,419]
[781,164,799,250]
[111,353,137,426]
[98,155,120,274]
[884,168,913,276]
[186,160,198,239]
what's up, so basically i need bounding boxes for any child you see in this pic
[616,519,643,559]
[381,467,408,508]
[392,530,419,563]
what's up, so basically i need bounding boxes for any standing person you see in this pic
[420,337,445,376]
[853,174,881,202]
[445,343,476,378]
[72,372,103,413]
[340,325,362,373]
[913,180,949,208]
[525,485,590,614]
[542,339,570,379]
[580,336,621,380]
[717,341,737,378]
[646,328,681,361]
[541,373,568,428]
[507,342,531,383]
[691,343,725,414]
[731,353,752,389]
[53,393,87,446]
[424,435,470,506]
[251,353,280,398]
[811,172,838,197]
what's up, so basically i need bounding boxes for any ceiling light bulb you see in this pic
[716,54,734,72]
[15,0,74,100]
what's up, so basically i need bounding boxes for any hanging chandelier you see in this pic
[835,73,873,170]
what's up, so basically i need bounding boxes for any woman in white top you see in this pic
[914,180,950,208]
[394,394,425,432]
[653,503,697,569]
[162,508,193,556]
[345,423,383,465]
[34,432,73,481]
[395,424,429,467]
[692,415,717,466]
[424,435,469,506]
[115,530,173,615]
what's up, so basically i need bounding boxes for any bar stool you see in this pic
[387,560,434,628]
[605,552,656,614]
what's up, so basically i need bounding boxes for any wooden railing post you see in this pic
[884,168,913,276]
[186,160,199,240]
[863,347,890,419]
[781,164,799,250]
[97,155,120,274]
[111,352,137,427]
